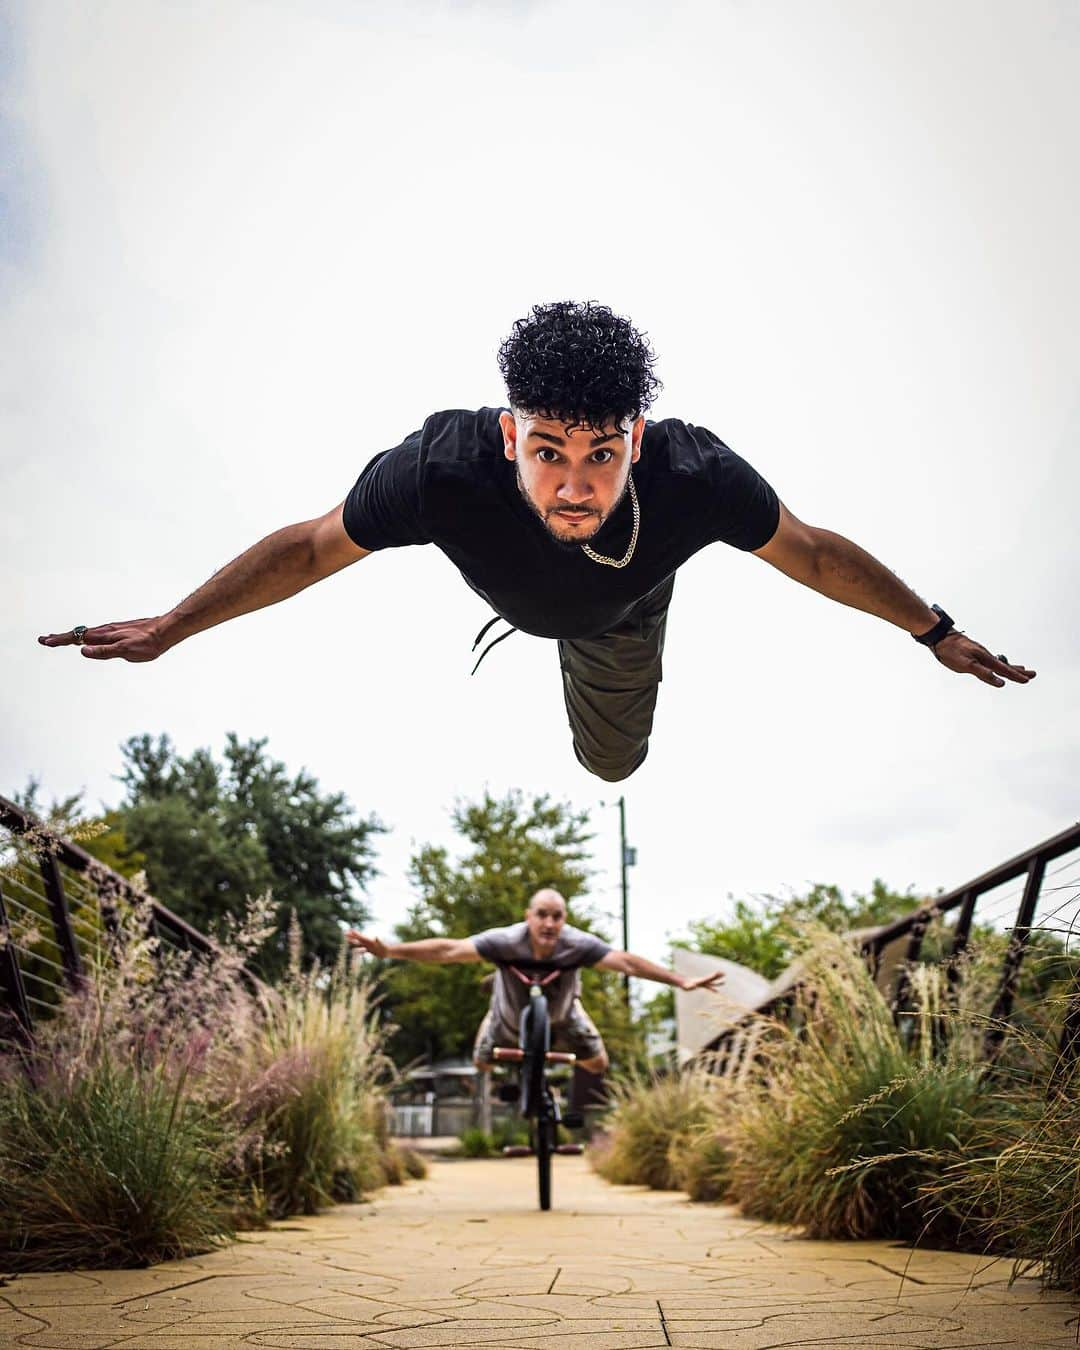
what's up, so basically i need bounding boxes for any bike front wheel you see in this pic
[535,1115,553,1211]
[520,995,550,1119]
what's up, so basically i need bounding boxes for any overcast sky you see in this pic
[3,0,1078,964]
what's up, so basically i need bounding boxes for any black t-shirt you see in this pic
[342,407,780,640]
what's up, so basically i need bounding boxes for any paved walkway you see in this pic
[2,1156,1077,1348]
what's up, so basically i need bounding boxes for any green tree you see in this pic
[80,810,147,881]
[378,790,644,1070]
[681,898,791,979]
[115,733,384,971]
[678,880,933,980]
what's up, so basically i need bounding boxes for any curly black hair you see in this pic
[497,300,661,432]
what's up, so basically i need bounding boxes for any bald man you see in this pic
[346,887,723,1078]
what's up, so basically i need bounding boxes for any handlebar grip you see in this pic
[491,1047,576,1064]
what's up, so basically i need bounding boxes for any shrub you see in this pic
[395,1144,429,1180]
[492,1116,530,1150]
[457,1119,532,1156]
[944,1082,1080,1290]
[223,921,397,1219]
[907,971,1080,1288]
[670,1124,734,1202]
[0,896,413,1268]
[0,892,254,1270]
[0,1046,233,1271]
[459,1127,495,1158]
[378,1142,406,1185]
[726,932,988,1242]
[590,1068,723,1190]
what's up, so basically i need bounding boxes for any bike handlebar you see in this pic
[492,1047,577,1065]
[489,958,586,974]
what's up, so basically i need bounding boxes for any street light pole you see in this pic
[618,795,631,1009]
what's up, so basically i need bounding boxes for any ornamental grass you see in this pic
[668,1119,735,1202]
[889,967,1080,1290]
[724,932,994,1242]
[0,897,418,1271]
[589,928,1080,1286]
[590,931,1006,1243]
[923,1069,1080,1290]
[0,1037,233,1271]
[0,900,244,1271]
[590,1066,730,1192]
[228,918,402,1220]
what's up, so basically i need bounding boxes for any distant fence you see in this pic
[0,793,239,1047]
[707,819,1080,1073]
[390,1100,482,1138]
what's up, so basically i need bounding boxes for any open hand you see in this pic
[681,970,726,992]
[38,618,170,663]
[345,931,390,958]
[932,633,1036,689]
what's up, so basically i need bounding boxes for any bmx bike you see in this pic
[491,959,585,1211]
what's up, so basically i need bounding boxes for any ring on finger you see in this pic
[72,625,89,644]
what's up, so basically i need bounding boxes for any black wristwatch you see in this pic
[913,605,956,648]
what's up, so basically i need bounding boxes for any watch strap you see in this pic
[913,604,955,647]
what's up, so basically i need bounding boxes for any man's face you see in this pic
[525,891,568,954]
[500,410,644,545]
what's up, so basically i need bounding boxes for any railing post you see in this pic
[890,906,936,1023]
[0,880,34,1046]
[984,855,1047,1059]
[724,1028,745,1079]
[946,887,978,990]
[948,889,979,957]
[37,851,84,989]
[1051,974,1080,1094]
[92,867,123,945]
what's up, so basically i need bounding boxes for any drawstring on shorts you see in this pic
[470,616,518,675]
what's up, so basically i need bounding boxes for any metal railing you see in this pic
[707,819,1080,1072]
[0,793,238,1046]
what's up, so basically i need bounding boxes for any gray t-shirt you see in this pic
[472,921,612,1036]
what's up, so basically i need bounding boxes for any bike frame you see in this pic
[492,961,580,1211]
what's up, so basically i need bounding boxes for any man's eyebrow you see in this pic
[529,430,622,448]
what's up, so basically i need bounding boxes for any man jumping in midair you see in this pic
[40,301,1035,780]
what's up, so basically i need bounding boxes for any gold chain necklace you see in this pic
[581,474,639,569]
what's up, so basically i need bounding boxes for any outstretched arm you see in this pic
[344,932,481,964]
[596,949,724,992]
[39,502,369,662]
[753,504,1036,689]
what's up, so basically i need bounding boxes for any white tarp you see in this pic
[673,948,772,1066]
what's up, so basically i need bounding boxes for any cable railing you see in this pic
[707,819,1080,1074]
[0,793,247,1048]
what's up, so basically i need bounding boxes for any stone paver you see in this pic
[2,1156,1077,1348]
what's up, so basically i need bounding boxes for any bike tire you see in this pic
[536,1116,553,1211]
[521,993,550,1119]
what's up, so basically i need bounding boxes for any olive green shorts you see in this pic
[557,575,675,782]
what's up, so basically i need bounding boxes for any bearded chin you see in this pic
[546,524,594,553]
